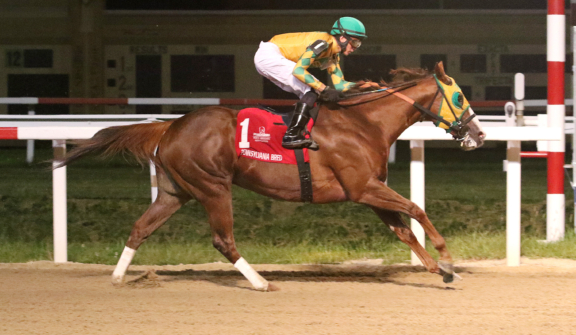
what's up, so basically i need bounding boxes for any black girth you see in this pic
[257,104,318,203]
[294,106,318,203]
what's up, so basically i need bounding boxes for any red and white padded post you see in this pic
[547,0,566,241]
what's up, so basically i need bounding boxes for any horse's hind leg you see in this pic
[371,208,439,270]
[112,188,189,285]
[371,208,460,283]
[353,178,458,279]
[200,193,278,292]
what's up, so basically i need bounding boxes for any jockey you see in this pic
[254,17,375,150]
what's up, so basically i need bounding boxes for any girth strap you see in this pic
[294,149,313,203]
[308,105,319,123]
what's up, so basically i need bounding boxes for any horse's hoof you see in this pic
[438,261,462,283]
[266,283,281,292]
[111,275,124,286]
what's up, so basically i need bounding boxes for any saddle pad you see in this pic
[235,107,313,165]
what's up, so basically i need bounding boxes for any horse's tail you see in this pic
[55,121,174,169]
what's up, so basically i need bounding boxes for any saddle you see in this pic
[235,106,318,202]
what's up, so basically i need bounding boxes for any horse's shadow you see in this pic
[127,265,467,291]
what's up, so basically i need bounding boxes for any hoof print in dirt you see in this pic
[266,283,281,292]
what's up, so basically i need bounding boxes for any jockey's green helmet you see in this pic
[330,17,367,39]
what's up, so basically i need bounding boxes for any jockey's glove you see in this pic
[319,87,344,102]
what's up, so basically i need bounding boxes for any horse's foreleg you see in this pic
[371,208,440,273]
[357,179,458,282]
[111,190,188,285]
[403,202,461,281]
[202,195,278,292]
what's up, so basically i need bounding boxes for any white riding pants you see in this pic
[254,41,312,99]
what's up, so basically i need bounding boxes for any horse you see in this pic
[58,62,485,291]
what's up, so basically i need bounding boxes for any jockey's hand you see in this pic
[319,87,344,102]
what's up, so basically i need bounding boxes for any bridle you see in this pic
[342,77,476,141]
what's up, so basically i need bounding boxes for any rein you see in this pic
[343,82,416,98]
[341,78,476,140]
[338,82,416,107]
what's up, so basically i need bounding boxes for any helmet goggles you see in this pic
[348,38,362,48]
[336,19,363,49]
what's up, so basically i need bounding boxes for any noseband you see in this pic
[343,78,476,141]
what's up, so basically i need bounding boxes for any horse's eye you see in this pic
[452,92,463,109]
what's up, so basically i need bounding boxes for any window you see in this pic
[263,78,297,100]
[23,49,53,68]
[6,49,53,68]
[137,55,162,114]
[460,54,486,73]
[485,86,511,100]
[460,86,472,100]
[566,56,573,73]
[421,54,447,73]
[171,55,235,92]
[500,55,546,73]
[525,86,547,100]
[343,55,397,82]
[8,74,69,114]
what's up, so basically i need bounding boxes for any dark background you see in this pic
[106,0,565,11]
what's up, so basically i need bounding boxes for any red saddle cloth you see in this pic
[235,107,313,165]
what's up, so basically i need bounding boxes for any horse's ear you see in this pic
[434,62,452,85]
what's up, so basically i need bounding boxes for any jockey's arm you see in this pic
[292,45,326,92]
[327,59,354,92]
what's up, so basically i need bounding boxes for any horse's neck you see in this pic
[361,83,435,144]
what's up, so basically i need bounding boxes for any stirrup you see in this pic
[282,138,311,149]
[303,129,319,151]
[307,141,319,151]
[282,137,319,151]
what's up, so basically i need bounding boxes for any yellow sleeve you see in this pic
[292,49,325,91]
[328,57,354,92]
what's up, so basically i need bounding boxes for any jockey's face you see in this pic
[339,36,360,56]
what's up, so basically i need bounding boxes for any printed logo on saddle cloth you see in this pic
[235,107,313,165]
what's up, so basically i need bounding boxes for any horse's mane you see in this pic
[346,67,431,94]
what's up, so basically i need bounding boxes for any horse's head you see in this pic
[431,62,485,150]
[338,63,485,150]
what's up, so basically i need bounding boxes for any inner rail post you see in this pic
[507,140,522,266]
[26,106,35,164]
[52,140,67,263]
[410,140,425,266]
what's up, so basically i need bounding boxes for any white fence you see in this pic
[0,113,565,266]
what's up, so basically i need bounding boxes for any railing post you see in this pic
[146,117,159,203]
[150,160,158,203]
[572,0,576,233]
[546,0,566,242]
[506,140,522,266]
[52,140,67,263]
[26,107,35,164]
[410,140,425,266]
[388,142,396,164]
[515,73,525,126]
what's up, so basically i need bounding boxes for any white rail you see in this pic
[0,116,562,266]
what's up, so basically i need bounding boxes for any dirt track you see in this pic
[2,258,576,335]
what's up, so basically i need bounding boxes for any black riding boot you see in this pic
[282,102,319,150]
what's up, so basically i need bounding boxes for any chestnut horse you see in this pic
[59,62,485,291]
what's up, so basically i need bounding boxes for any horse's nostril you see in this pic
[479,132,486,139]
